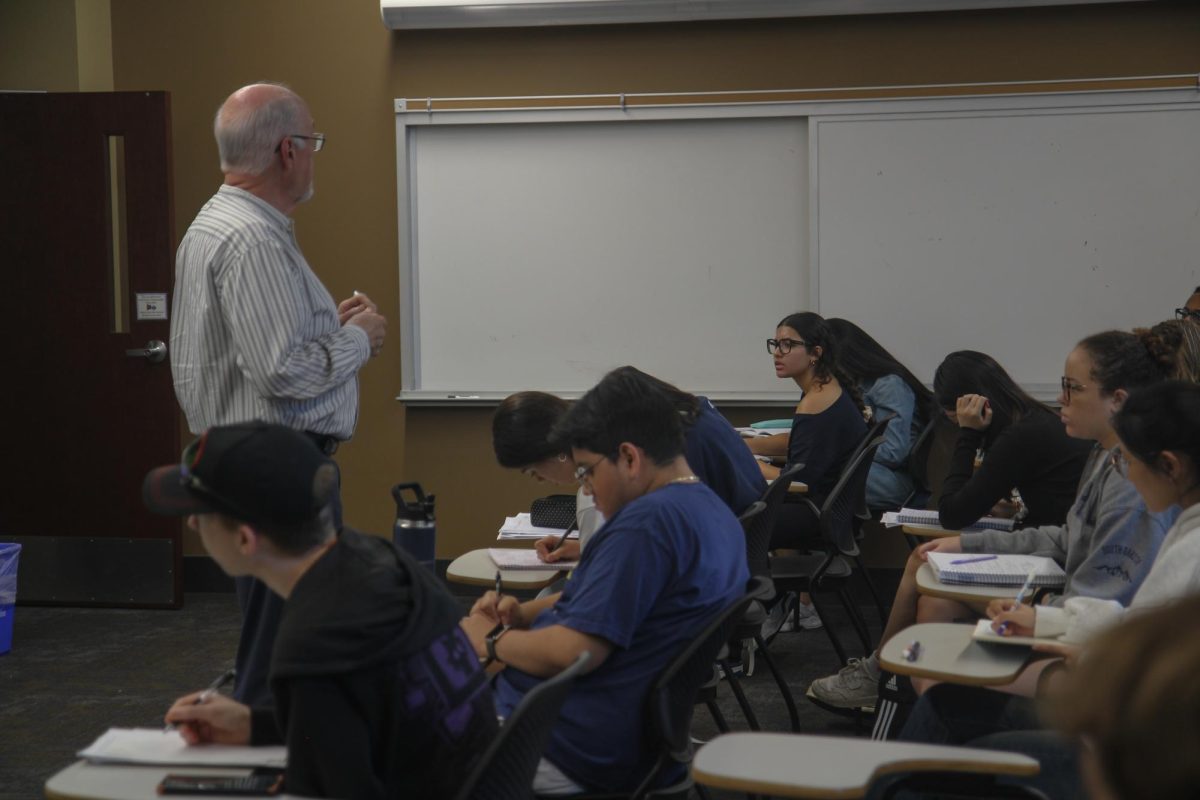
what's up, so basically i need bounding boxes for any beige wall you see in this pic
[13,1,1200,559]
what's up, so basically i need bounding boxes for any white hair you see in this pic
[214,83,308,176]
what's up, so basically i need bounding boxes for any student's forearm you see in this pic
[515,593,560,623]
[491,625,610,678]
[746,433,788,457]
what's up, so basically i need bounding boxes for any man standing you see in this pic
[461,368,749,795]
[170,82,386,707]
[149,424,496,799]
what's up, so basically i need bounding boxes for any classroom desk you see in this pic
[879,623,1032,686]
[915,564,1020,604]
[690,732,1039,798]
[445,548,566,590]
[45,761,312,800]
[901,523,959,540]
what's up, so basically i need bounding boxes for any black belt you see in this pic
[304,431,340,455]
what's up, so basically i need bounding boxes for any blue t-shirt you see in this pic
[787,388,867,500]
[686,396,768,515]
[492,483,749,793]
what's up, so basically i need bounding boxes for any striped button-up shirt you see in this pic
[170,185,369,440]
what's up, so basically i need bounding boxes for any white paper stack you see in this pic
[487,548,577,571]
[497,513,580,541]
[78,728,287,767]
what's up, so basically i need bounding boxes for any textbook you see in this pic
[927,552,1066,588]
[888,508,1016,533]
[487,548,576,571]
[971,619,1064,647]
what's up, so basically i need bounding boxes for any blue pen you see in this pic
[996,570,1037,636]
[951,555,998,565]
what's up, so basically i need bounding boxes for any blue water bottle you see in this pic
[391,482,436,572]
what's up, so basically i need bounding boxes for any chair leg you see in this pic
[705,699,730,733]
[836,586,874,656]
[720,658,761,731]
[853,553,890,627]
[753,634,801,732]
[808,594,849,666]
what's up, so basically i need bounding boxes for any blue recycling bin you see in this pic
[0,543,21,655]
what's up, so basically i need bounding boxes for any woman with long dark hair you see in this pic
[827,318,933,510]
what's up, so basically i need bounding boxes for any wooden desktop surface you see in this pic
[691,732,1038,798]
[445,547,566,590]
[45,761,313,800]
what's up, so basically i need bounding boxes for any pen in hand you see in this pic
[548,522,579,556]
[996,570,1037,636]
[165,668,237,732]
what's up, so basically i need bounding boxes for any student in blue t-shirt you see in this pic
[461,367,749,795]
[492,368,765,565]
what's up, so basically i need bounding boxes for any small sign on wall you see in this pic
[136,293,168,321]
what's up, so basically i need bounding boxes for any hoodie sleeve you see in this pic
[281,677,385,800]
[1035,596,1125,644]
[959,523,1068,560]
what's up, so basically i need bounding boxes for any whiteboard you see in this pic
[394,89,1200,403]
[812,101,1200,395]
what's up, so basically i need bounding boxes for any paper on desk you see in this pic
[488,548,576,571]
[972,619,1062,647]
[79,728,287,767]
[497,513,580,541]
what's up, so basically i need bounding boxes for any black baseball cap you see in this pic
[143,422,336,527]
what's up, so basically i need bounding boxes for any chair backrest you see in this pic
[742,462,804,580]
[904,416,940,497]
[818,433,887,555]
[632,576,769,799]
[453,652,591,800]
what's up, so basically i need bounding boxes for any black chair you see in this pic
[900,416,942,550]
[455,652,592,800]
[769,433,887,667]
[557,577,766,800]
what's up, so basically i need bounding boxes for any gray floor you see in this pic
[0,588,884,799]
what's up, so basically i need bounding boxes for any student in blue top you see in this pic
[462,367,749,796]
[826,318,934,510]
[493,368,765,564]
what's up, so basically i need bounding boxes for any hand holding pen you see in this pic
[990,571,1038,636]
[164,668,237,732]
[535,523,579,564]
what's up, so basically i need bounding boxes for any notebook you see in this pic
[78,728,287,767]
[891,508,1015,533]
[487,548,577,571]
[971,619,1063,647]
[926,552,1066,587]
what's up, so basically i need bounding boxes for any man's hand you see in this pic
[954,394,993,431]
[915,536,962,561]
[337,292,378,324]
[346,310,387,357]
[986,598,1037,637]
[468,590,527,628]
[535,536,580,564]
[164,692,251,746]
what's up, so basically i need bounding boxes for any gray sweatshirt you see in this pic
[959,445,1178,608]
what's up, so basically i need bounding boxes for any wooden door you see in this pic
[0,92,181,607]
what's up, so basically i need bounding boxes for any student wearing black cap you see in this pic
[146,422,496,799]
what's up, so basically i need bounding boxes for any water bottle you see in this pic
[391,482,436,572]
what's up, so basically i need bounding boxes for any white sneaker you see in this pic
[807,656,880,710]
[760,592,797,641]
[792,601,823,630]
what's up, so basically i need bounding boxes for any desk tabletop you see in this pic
[45,761,313,800]
[879,623,1031,686]
[900,523,959,539]
[691,732,1038,798]
[916,564,1020,603]
[445,548,566,590]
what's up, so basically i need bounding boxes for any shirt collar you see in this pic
[217,184,294,233]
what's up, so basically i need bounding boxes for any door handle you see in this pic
[125,339,167,364]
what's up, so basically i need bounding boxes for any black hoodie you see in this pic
[264,529,497,799]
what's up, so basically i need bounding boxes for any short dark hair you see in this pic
[220,499,337,557]
[550,367,685,466]
[1113,380,1200,473]
[492,392,569,468]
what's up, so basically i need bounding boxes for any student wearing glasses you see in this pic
[1176,285,1200,322]
[493,368,764,564]
[809,332,1176,712]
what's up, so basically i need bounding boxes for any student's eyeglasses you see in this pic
[275,133,326,153]
[573,457,605,487]
[766,338,807,355]
[1060,376,1088,404]
[1175,307,1200,322]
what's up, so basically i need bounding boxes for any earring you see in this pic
[557,453,568,462]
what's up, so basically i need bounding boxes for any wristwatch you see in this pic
[484,623,510,666]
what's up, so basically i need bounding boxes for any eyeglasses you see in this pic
[275,133,326,153]
[766,338,807,355]
[1175,307,1200,322]
[573,457,605,487]
[1108,448,1129,477]
[1060,376,1088,404]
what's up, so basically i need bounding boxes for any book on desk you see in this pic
[927,552,1066,588]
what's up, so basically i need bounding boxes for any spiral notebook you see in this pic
[926,552,1066,587]
[893,508,1015,533]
